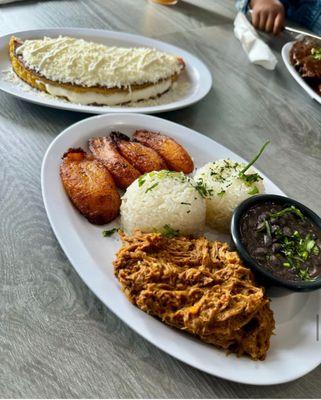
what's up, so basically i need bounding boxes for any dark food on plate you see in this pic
[110,131,168,173]
[240,201,321,282]
[114,230,275,360]
[290,38,321,94]
[60,148,121,224]
[89,136,141,189]
[134,130,194,174]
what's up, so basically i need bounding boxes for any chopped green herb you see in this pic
[102,228,118,237]
[311,47,321,60]
[264,220,272,237]
[239,141,270,176]
[194,179,213,198]
[181,202,192,205]
[247,186,259,195]
[270,205,304,221]
[161,224,180,238]
[217,190,226,197]
[239,141,270,185]
[138,175,146,187]
[145,182,158,193]
[298,269,313,281]
[150,170,187,182]
[306,239,316,252]
[261,212,319,281]
[241,173,263,186]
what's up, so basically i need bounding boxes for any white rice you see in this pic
[194,160,265,232]
[121,170,206,235]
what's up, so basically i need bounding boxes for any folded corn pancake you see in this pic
[114,231,275,360]
[9,36,185,106]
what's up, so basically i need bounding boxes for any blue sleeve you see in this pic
[235,0,251,13]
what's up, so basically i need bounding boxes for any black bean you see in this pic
[256,221,265,231]
[283,226,292,236]
[269,255,279,266]
[254,247,267,256]
[272,243,281,252]
[271,224,279,233]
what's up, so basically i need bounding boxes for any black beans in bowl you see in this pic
[231,194,321,291]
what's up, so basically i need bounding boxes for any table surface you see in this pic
[1,0,321,397]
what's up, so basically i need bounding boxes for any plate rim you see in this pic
[41,112,321,385]
[0,27,212,114]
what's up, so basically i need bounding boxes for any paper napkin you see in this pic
[234,12,278,70]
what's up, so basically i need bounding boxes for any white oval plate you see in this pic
[41,113,321,385]
[0,28,212,114]
[282,41,321,104]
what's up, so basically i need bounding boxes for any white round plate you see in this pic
[282,41,321,104]
[41,113,321,385]
[0,28,212,114]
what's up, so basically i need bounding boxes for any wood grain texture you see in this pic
[0,0,321,397]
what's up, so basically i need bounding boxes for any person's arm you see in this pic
[250,0,285,35]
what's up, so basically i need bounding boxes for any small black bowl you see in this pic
[231,194,321,292]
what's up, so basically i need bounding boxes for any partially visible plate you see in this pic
[282,41,321,104]
[41,113,321,385]
[0,28,212,114]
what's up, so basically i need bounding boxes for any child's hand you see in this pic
[250,0,285,35]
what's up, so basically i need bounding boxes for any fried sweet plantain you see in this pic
[133,130,194,174]
[89,136,141,189]
[110,131,167,173]
[60,148,120,224]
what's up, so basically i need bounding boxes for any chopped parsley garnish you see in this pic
[145,182,158,193]
[239,141,269,186]
[269,205,304,221]
[102,228,118,237]
[138,175,146,187]
[194,178,213,198]
[311,47,321,60]
[148,170,187,182]
[242,173,263,186]
[217,190,226,197]
[209,161,239,183]
[298,269,312,281]
[313,245,320,256]
[161,224,180,238]
[247,186,259,195]
[181,202,191,205]
[261,206,319,281]
[264,220,272,237]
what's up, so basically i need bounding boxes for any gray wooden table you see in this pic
[1,0,321,397]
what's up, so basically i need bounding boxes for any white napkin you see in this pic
[234,12,278,70]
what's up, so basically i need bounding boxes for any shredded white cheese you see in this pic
[16,36,183,88]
